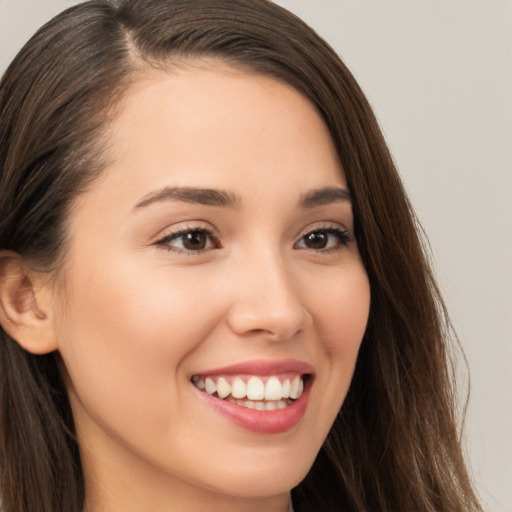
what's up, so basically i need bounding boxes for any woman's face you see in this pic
[52,64,370,508]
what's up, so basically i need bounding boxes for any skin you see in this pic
[43,64,371,512]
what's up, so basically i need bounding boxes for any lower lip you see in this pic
[196,382,312,434]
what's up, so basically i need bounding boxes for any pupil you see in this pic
[183,231,206,250]
[306,232,327,249]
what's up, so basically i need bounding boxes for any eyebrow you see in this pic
[134,187,242,210]
[133,185,351,211]
[298,187,352,209]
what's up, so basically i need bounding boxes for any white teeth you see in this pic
[205,377,216,395]
[246,376,265,400]
[216,377,231,399]
[193,374,306,402]
[282,379,290,398]
[264,376,283,401]
[289,375,301,399]
[231,377,247,399]
[230,398,292,410]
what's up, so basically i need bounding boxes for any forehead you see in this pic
[104,63,344,185]
[72,63,347,228]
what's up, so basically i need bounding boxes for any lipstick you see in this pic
[191,359,313,434]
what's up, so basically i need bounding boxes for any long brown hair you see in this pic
[0,1,481,511]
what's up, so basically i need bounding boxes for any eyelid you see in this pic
[153,222,221,253]
[151,220,352,255]
[296,221,351,239]
[294,222,353,251]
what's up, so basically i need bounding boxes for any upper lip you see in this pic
[191,359,314,377]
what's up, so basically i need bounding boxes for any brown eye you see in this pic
[303,231,329,249]
[182,230,208,250]
[157,228,218,253]
[295,227,351,252]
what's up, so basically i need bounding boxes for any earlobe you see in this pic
[0,251,58,354]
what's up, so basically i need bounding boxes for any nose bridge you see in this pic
[227,244,306,340]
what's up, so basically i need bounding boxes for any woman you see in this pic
[0,1,482,511]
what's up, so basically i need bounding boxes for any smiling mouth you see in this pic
[191,373,307,411]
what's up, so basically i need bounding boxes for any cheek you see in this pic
[54,255,224,430]
[310,264,370,356]
[308,262,370,413]
[289,263,369,462]
[59,252,221,356]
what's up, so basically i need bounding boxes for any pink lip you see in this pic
[192,358,314,377]
[192,359,314,434]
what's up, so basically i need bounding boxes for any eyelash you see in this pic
[294,225,352,253]
[155,226,221,255]
[155,224,352,254]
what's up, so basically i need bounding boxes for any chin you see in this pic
[203,454,313,498]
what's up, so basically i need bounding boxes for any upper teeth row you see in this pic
[192,375,304,401]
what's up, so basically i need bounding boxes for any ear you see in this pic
[0,251,58,354]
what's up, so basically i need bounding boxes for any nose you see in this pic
[225,250,308,342]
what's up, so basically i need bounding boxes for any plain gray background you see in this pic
[1,1,511,511]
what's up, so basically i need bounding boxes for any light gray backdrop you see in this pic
[1,1,511,511]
